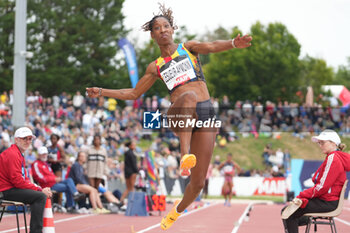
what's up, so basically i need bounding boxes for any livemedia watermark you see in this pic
[143,109,221,131]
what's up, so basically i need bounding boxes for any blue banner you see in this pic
[118,38,139,88]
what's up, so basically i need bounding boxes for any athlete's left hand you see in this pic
[233,34,252,48]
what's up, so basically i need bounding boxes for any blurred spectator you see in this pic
[220,95,231,113]
[32,146,84,213]
[268,148,284,167]
[211,155,221,177]
[150,137,163,153]
[262,143,272,166]
[271,165,284,177]
[202,162,213,199]
[151,95,158,111]
[166,151,179,179]
[68,151,110,214]
[119,141,139,204]
[47,134,66,178]
[25,148,37,169]
[160,96,171,111]
[87,135,109,189]
[72,91,84,110]
[283,149,291,173]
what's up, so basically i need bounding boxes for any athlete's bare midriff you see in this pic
[170,81,210,103]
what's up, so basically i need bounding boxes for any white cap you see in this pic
[38,146,48,154]
[312,129,341,146]
[14,127,36,138]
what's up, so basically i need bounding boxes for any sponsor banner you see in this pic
[252,177,287,196]
[158,176,289,196]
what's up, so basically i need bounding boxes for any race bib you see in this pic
[160,55,196,91]
[223,165,234,174]
[48,153,57,161]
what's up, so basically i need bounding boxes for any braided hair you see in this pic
[141,3,178,32]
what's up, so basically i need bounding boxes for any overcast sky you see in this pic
[122,0,350,69]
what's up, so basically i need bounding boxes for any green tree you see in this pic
[299,55,334,96]
[334,57,350,88]
[24,0,128,96]
[200,26,231,65]
[204,22,302,103]
[0,1,15,91]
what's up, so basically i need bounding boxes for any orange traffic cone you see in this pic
[43,198,55,233]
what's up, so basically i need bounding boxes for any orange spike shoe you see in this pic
[180,154,196,176]
[161,200,181,230]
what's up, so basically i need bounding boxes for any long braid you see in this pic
[141,3,178,32]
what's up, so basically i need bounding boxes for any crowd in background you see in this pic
[1,90,350,186]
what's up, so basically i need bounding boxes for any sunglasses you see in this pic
[20,136,33,142]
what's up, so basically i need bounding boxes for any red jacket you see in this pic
[32,159,56,188]
[0,144,42,192]
[298,150,350,207]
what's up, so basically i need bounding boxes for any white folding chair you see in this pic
[303,180,348,233]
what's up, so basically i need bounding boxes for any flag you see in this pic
[145,150,157,192]
[322,85,350,106]
[118,38,139,88]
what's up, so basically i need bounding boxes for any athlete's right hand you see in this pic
[86,87,100,98]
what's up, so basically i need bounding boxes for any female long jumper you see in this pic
[86,4,252,230]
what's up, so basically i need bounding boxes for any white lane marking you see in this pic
[335,217,350,226]
[0,214,95,233]
[137,202,220,233]
[231,203,254,233]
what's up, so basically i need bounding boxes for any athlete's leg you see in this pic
[222,181,229,204]
[119,174,137,203]
[76,184,98,209]
[176,128,216,212]
[227,181,233,206]
[161,129,215,230]
[167,91,197,156]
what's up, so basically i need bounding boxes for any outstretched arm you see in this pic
[185,34,252,55]
[86,62,158,100]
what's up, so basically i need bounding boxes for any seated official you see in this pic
[282,130,350,233]
[0,127,52,233]
[32,146,84,213]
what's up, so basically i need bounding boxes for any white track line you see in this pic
[0,214,94,233]
[231,203,253,233]
[137,202,220,233]
[335,217,350,226]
